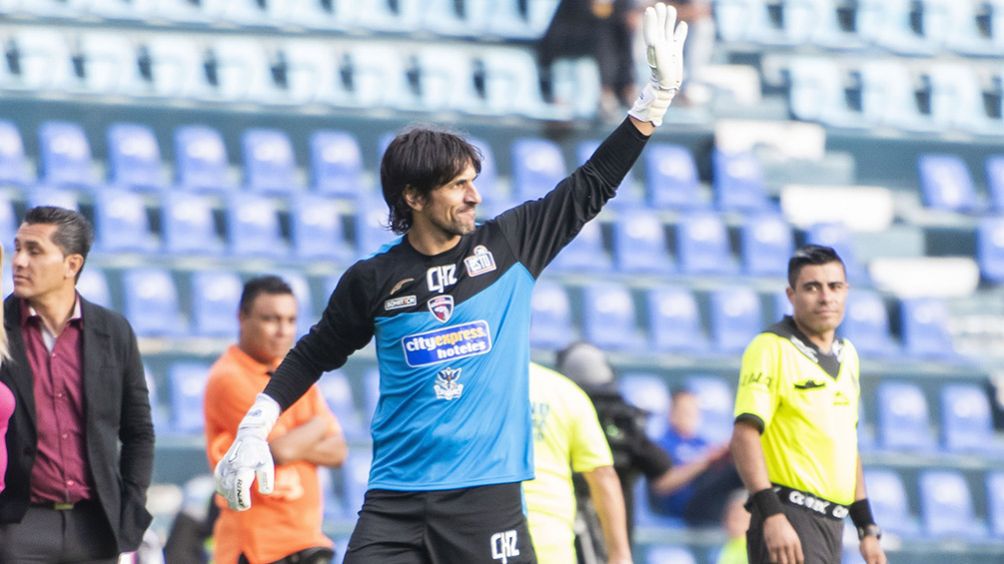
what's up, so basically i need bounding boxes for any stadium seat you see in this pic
[940,383,997,453]
[107,123,167,190]
[421,0,490,37]
[92,188,158,253]
[683,375,734,446]
[281,39,343,105]
[805,222,865,282]
[840,291,897,358]
[917,154,978,212]
[611,210,673,274]
[290,194,354,263]
[225,194,286,258]
[783,56,868,129]
[857,0,945,56]
[511,137,566,202]
[943,0,1004,56]
[205,38,285,104]
[740,214,793,277]
[899,298,955,359]
[711,148,769,211]
[875,381,935,451]
[0,195,17,247]
[355,198,401,257]
[580,282,643,351]
[771,290,793,320]
[26,187,79,211]
[676,212,738,275]
[858,59,935,133]
[918,469,986,539]
[341,447,372,519]
[76,267,112,310]
[576,140,641,207]
[309,130,365,197]
[174,125,237,192]
[361,366,381,426]
[283,271,315,338]
[646,545,697,564]
[550,58,602,120]
[407,46,481,114]
[0,120,33,186]
[121,268,185,337]
[643,143,706,210]
[988,471,1004,538]
[168,361,210,434]
[977,216,1004,283]
[77,32,141,96]
[484,0,559,39]
[134,35,211,99]
[161,190,225,255]
[316,370,366,442]
[479,48,559,120]
[551,220,612,273]
[529,279,575,351]
[352,0,421,32]
[862,467,921,537]
[987,155,1004,211]
[708,287,762,353]
[619,372,670,439]
[646,286,708,354]
[2,28,74,92]
[242,128,301,194]
[926,63,1001,136]
[38,121,99,189]
[467,136,507,212]
[189,270,242,337]
[335,44,408,110]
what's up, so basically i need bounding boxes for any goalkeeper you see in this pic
[215,5,688,562]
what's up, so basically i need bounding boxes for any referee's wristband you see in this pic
[849,498,876,529]
[750,488,784,518]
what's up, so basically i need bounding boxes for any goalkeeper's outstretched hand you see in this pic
[628,3,689,127]
[214,394,280,511]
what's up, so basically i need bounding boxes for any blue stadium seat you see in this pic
[342,447,372,519]
[863,467,920,537]
[646,545,697,564]
[977,216,1004,283]
[38,121,99,189]
[988,471,1004,538]
[940,384,997,453]
[0,120,33,186]
[76,267,112,310]
[242,128,301,194]
[421,0,489,37]
[741,214,793,277]
[290,194,354,263]
[0,196,18,248]
[988,155,1004,211]
[161,190,224,255]
[283,272,315,338]
[355,198,400,257]
[619,372,670,439]
[484,0,558,40]
[529,279,575,351]
[92,188,158,253]
[551,220,612,273]
[772,290,793,320]
[709,287,761,353]
[918,469,986,539]
[168,361,210,434]
[175,125,236,192]
[316,370,366,442]
[580,282,643,351]
[840,291,897,358]
[712,148,769,211]
[353,0,421,32]
[683,375,734,446]
[805,222,865,282]
[225,194,286,258]
[189,270,242,337]
[311,129,367,197]
[361,366,381,426]
[310,130,365,197]
[511,138,565,202]
[917,154,978,212]
[467,136,504,209]
[646,286,708,354]
[676,212,738,275]
[875,381,935,451]
[122,268,185,337]
[899,298,955,359]
[26,187,79,211]
[612,210,673,274]
[577,140,641,208]
[858,0,944,56]
[107,123,167,191]
[644,143,705,209]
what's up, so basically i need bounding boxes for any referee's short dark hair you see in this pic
[23,206,94,282]
[239,275,294,315]
[787,244,845,289]
[380,126,482,234]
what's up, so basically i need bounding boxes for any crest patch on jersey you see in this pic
[464,245,497,277]
[428,295,455,323]
[434,367,464,400]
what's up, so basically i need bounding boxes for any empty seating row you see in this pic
[3,0,558,41]
[917,153,1004,213]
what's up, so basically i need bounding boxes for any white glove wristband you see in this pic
[628,83,678,127]
[237,393,281,439]
[214,393,281,511]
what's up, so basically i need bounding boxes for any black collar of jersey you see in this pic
[764,316,843,380]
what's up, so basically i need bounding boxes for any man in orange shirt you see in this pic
[205,275,347,564]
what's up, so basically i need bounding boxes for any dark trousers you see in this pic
[0,500,118,564]
[746,503,844,564]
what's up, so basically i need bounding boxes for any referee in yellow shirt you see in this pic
[730,245,887,564]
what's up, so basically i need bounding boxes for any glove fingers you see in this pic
[675,20,690,47]
[662,4,678,42]
[234,467,256,511]
[642,5,659,50]
[256,461,275,495]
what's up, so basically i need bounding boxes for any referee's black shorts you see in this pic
[344,482,537,564]
[746,502,843,564]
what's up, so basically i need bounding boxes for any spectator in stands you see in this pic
[716,489,751,564]
[650,386,743,526]
[0,206,154,562]
[731,244,887,564]
[539,0,642,119]
[524,362,631,564]
[214,6,687,562]
[204,275,346,564]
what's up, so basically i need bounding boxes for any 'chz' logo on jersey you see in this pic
[426,265,457,293]
[428,295,454,323]
[490,530,520,564]
[464,245,497,277]
[434,367,464,400]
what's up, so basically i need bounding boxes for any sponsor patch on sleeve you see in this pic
[401,320,493,367]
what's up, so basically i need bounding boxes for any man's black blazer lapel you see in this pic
[3,297,36,434]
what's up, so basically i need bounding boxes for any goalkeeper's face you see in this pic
[418,162,482,238]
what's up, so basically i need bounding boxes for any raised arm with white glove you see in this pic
[628,3,689,127]
[213,393,280,511]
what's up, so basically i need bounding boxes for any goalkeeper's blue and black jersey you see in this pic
[263,118,649,491]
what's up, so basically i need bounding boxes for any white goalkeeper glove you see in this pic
[214,393,280,511]
[628,3,689,127]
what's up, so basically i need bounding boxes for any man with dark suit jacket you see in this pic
[0,206,155,563]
